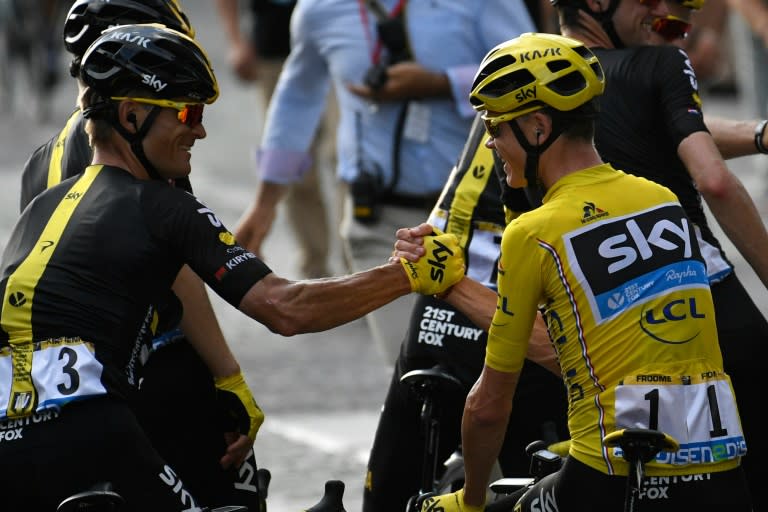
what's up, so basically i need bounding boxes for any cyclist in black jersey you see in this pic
[401,31,751,512]
[550,0,768,507]
[0,24,463,511]
[19,1,265,509]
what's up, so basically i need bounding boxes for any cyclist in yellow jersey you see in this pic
[397,32,751,511]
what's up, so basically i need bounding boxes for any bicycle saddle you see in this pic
[603,428,680,463]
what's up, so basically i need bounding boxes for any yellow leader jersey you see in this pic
[486,164,745,477]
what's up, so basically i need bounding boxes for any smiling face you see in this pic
[142,104,207,179]
[611,0,671,46]
[484,112,537,189]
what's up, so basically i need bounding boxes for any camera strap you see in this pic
[358,0,414,195]
[359,0,407,66]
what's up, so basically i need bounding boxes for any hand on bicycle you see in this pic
[214,372,265,467]
[398,226,464,296]
[421,489,484,512]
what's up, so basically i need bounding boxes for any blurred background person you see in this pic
[216,0,337,279]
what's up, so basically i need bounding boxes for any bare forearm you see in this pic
[241,263,412,335]
[461,368,518,507]
[679,133,768,287]
[443,277,497,331]
[703,182,768,287]
[705,116,766,160]
[443,278,561,373]
[174,265,240,378]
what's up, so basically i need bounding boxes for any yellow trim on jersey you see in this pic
[47,109,81,190]
[1,165,102,417]
[444,145,495,248]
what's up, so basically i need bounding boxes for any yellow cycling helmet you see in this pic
[469,32,605,120]
[678,0,705,9]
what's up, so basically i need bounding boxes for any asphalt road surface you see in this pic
[0,2,766,511]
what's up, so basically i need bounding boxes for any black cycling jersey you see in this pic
[15,112,262,509]
[0,164,272,411]
[20,109,91,212]
[591,43,767,510]
[592,45,730,277]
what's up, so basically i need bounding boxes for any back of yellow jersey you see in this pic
[486,164,744,477]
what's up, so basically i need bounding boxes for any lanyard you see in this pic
[358,0,406,65]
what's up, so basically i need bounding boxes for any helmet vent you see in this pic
[486,69,535,99]
[547,70,586,97]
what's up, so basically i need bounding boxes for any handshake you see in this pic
[394,224,465,297]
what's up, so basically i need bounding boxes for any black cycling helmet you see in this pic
[63,0,194,59]
[80,24,218,181]
[80,23,218,104]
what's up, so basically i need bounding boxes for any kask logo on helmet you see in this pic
[518,47,562,63]
[106,31,151,48]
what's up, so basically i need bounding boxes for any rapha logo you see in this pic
[142,74,167,92]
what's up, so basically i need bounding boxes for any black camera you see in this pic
[363,62,390,91]
[350,165,383,224]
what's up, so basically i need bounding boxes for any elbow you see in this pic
[240,289,305,337]
[694,164,737,201]
[256,305,310,336]
[264,318,302,337]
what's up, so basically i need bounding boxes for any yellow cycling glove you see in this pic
[421,489,484,512]
[214,372,265,443]
[400,226,464,296]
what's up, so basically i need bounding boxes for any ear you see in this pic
[117,100,140,134]
[530,111,552,141]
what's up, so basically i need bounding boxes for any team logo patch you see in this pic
[565,203,708,323]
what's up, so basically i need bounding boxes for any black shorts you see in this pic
[0,396,201,511]
[510,455,752,511]
[136,339,261,510]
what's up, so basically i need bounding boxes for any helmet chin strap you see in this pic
[508,119,564,208]
[112,107,165,182]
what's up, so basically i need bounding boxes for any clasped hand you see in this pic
[396,224,464,296]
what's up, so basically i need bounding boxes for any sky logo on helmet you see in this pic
[515,85,536,103]
[142,74,167,92]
